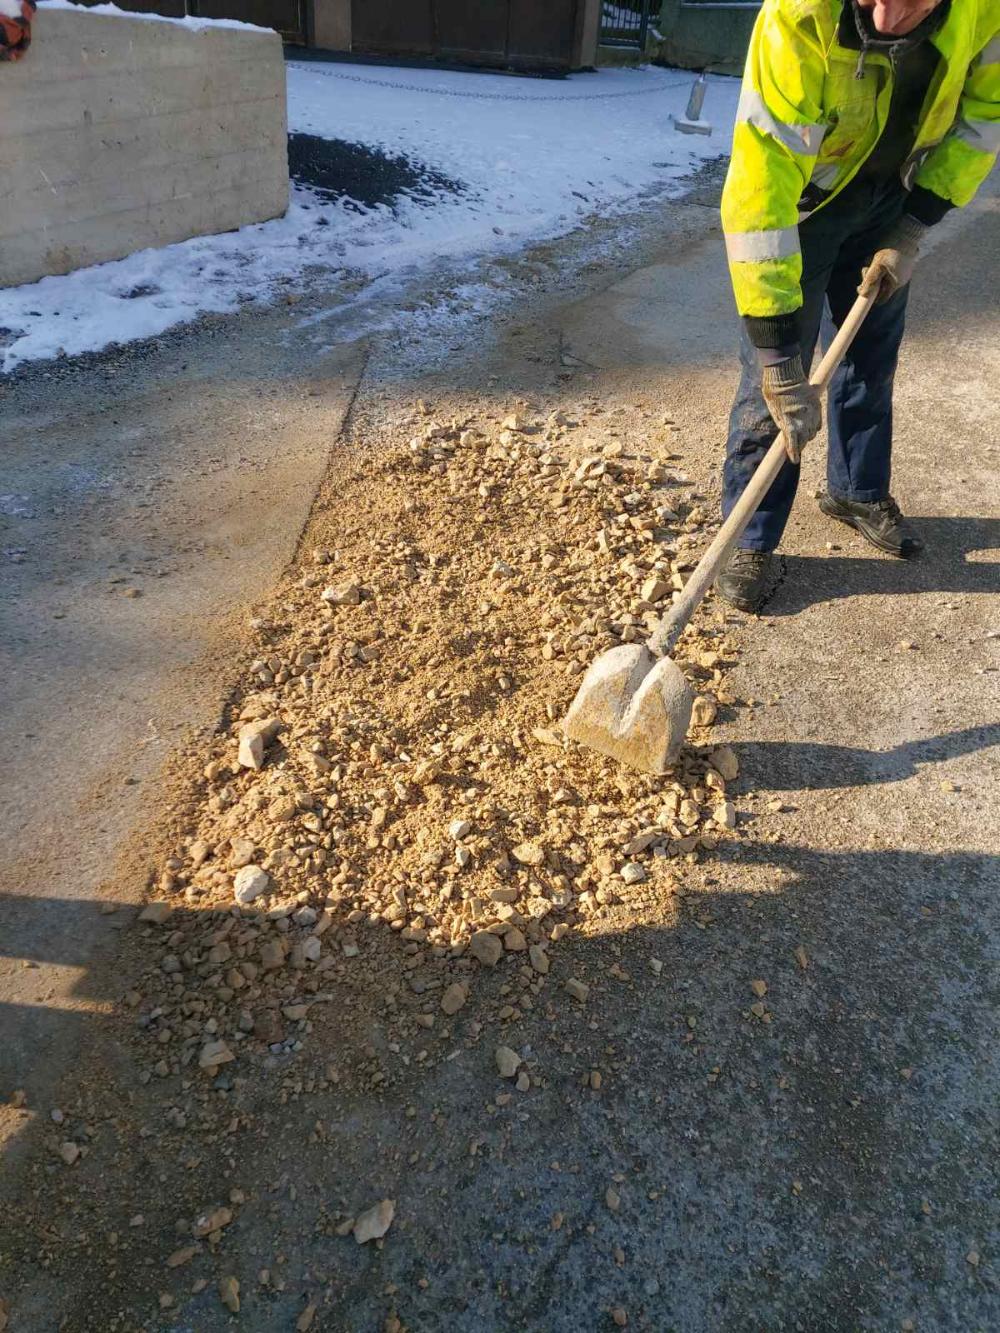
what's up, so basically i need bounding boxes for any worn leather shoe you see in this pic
[713,549,778,613]
[818,492,923,558]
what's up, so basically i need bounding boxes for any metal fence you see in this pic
[600,0,651,48]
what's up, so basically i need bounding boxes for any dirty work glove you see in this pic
[862,214,926,304]
[761,354,822,464]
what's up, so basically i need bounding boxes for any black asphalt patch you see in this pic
[287,133,465,212]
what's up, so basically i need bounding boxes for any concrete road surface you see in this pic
[1,171,997,1332]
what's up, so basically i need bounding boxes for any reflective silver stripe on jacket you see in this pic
[954,116,1000,153]
[724,226,801,262]
[810,162,840,189]
[901,144,936,190]
[736,87,827,157]
[980,34,1000,64]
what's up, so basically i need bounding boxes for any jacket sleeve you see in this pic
[720,0,828,346]
[914,27,1000,208]
[0,0,36,63]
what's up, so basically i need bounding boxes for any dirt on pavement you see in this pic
[1,169,998,1333]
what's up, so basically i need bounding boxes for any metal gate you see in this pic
[599,0,651,48]
[352,0,580,70]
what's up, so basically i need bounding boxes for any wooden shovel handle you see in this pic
[647,284,879,658]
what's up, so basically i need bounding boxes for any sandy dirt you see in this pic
[1,167,998,1333]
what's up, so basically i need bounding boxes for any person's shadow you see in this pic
[766,515,1000,615]
[726,722,1000,793]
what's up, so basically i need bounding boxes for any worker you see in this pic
[715,0,999,611]
[0,0,35,61]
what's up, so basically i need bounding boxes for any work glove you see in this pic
[761,353,822,464]
[861,214,925,304]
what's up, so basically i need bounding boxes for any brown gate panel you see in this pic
[351,0,435,56]
[193,0,305,42]
[507,0,578,65]
[433,0,509,61]
[351,0,580,70]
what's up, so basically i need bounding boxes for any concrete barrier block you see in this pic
[0,5,289,288]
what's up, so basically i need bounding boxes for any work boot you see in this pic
[713,548,778,613]
[818,492,923,558]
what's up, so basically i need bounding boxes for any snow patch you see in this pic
[37,0,271,33]
[0,62,738,371]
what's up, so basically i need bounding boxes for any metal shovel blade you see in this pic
[563,644,694,775]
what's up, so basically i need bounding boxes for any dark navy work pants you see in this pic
[722,177,911,552]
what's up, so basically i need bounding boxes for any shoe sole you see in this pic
[817,496,921,559]
[714,588,761,614]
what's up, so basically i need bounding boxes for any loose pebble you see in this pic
[469,931,503,968]
[217,1276,240,1313]
[353,1199,395,1244]
[495,1046,521,1078]
[440,983,468,1016]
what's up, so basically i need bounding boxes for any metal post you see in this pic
[671,72,712,136]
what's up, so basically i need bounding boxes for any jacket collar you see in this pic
[839,0,950,73]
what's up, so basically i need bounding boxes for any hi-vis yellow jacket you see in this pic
[721,0,1000,328]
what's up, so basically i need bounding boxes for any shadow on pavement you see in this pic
[2,806,999,1330]
[768,515,1000,615]
[728,722,1000,793]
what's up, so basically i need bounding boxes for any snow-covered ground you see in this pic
[0,58,738,371]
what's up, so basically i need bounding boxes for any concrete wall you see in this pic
[0,6,288,289]
[595,42,646,66]
[654,0,758,74]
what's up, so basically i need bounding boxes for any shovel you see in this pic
[564,283,879,775]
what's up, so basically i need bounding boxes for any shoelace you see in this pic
[874,497,903,523]
[730,549,771,574]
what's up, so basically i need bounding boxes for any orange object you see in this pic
[1,0,36,62]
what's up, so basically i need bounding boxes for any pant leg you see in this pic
[721,212,843,552]
[824,182,910,502]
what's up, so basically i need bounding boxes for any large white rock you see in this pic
[233,865,270,904]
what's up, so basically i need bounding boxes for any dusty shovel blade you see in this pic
[564,644,693,775]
